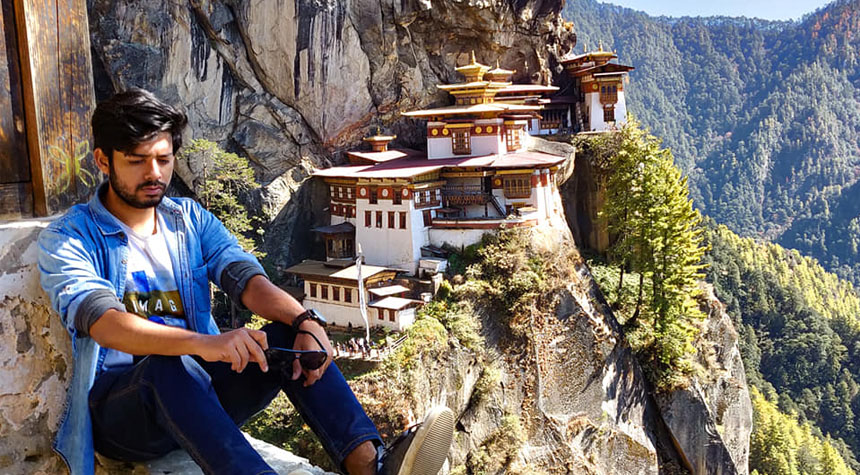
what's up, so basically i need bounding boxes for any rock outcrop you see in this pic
[95,433,334,475]
[655,284,753,475]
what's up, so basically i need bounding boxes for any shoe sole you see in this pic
[396,406,455,475]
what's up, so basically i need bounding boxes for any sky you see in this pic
[601,0,834,21]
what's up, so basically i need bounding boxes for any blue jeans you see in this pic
[88,322,381,475]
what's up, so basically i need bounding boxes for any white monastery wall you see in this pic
[368,307,415,332]
[304,299,368,328]
[354,197,417,272]
[427,136,454,159]
[428,228,493,249]
[615,91,628,126]
[470,135,504,156]
[586,92,605,132]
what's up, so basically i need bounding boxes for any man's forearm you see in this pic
[89,308,270,372]
[88,308,206,356]
[240,275,306,325]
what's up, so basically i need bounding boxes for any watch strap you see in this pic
[292,309,325,331]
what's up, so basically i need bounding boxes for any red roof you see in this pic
[570,63,634,77]
[496,84,559,95]
[346,148,424,164]
[314,149,565,179]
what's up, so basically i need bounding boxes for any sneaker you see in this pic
[379,406,455,475]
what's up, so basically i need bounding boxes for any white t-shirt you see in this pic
[102,211,188,370]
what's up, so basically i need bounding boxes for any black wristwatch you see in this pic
[293,308,327,331]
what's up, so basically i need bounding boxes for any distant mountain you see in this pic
[562,0,860,285]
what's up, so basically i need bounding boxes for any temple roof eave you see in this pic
[402,103,541,118]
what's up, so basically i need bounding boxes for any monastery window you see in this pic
[389,309,396,322]
[604,106,615,123]
[310,284,317,298]
[505,127,521,151]
[399,212,407,229]
[503,175,531,199]
[321,285,329,300]
[600,84,618,105]
[337,187,343,199]
[393,189,402,205]
[347,187,354,199]
[332,286,340,301]
[345,289,353,303]
[376,211,383,228]
[388,211,395,229]
[540,109,563,130]
[452,130,471,155]
[369,187,378,204]
[365,210,372,227]
[422,210,432,227]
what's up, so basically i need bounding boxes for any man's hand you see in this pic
[196,327,269,373]
[292,321,334,387]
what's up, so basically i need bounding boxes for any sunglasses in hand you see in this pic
[264,330,328,373]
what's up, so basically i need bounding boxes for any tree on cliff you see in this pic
[597,120,708,388]
[178,139,264,328]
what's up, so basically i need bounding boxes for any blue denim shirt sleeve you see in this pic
[185,199,267,296]
[38,222,122,337]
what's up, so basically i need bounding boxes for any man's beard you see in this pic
[108,161,168,209]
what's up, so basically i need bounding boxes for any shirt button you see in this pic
[121,259,127,264]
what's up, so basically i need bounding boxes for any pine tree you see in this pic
[178,139,264,328]
[598,120,707,388]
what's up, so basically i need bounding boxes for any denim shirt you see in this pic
[38,184,266,475]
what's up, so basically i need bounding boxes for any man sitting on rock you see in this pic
[38,88,454,475]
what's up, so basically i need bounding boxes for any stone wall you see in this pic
[0,219,70,474]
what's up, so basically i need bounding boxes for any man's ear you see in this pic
[93,148,110,176]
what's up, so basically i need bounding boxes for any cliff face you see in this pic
[87,0,575,269]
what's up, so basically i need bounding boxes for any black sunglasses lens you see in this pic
[300,352,326,370]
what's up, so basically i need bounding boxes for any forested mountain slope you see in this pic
[562,0,860,285]
[704,222,860,470]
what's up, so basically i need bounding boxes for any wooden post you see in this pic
[14,0,97,216]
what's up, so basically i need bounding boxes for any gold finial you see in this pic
[496,59,501,69]
[471,50,477,64]
[599,41,603,51]
[584,42,588,52]
[376,126,381,136]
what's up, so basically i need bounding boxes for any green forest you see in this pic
[704,222,860,471]
[562,0,860,287]
[582,122,860,471]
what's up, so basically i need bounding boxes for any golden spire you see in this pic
[471,50,477,64]
[599,41,603,52]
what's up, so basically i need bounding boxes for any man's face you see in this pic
[104,131,174,209]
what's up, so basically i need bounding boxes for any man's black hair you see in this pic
[92,88,188,160]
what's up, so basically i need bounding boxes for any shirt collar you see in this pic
[87,181,183,236]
